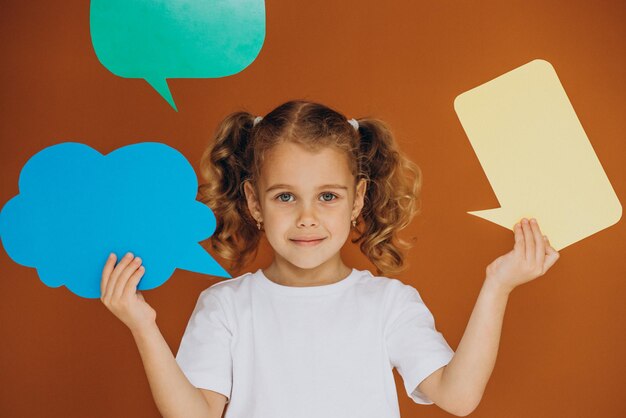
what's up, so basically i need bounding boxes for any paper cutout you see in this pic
[90,0,266,110]
[454,59,622,251]
[0,142,230,299]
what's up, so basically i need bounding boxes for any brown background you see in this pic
[1,1,625,417]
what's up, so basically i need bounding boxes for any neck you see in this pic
[262,255,352,287]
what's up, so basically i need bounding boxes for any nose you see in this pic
[297,203,319,227]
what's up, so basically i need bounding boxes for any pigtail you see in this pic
[352,118,423,276]
[198,111,261,274]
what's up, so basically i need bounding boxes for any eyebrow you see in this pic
[265,183,349,193]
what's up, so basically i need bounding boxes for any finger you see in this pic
[513,222,525,256]
[113,256,142,301]
[530,219,545,267]
[101,252,117,299]
[521,218,534,260]
[105,252,135,302]
[543,236,560,270]
[543,235,557,254]
[110,252,135,283]
[123,264,145,300]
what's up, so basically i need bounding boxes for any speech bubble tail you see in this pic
[467,207,521,230]
[177,243,231,278]
[145,78,178,111]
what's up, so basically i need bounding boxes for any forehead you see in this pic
[259,142,353,190]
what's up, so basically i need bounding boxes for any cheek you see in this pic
[325,206,351,226]
[330,215,351,234]
[263,212,291,233]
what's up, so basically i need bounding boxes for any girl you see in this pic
[100,100,560,418]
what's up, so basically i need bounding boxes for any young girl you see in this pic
[100,99,560,418]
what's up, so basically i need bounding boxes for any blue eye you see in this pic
[277,193,293,202]
[321,192,337,202]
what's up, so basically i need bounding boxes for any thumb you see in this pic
[542,236,560,270]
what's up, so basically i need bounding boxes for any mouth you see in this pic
[290,238,326,246]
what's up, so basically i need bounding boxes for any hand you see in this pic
[100,252,156,333]
[485,218,560,294]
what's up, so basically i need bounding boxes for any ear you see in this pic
[243,180,263,222]
[352,178,367,220]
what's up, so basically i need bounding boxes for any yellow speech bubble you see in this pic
[454,59,622,251]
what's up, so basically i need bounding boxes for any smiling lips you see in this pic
[290,237,326,246]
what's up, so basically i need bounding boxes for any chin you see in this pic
[285,257,326,270]
[279,251,332,270]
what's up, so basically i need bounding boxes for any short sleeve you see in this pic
[175,290,233,403]
[385,285,455,405]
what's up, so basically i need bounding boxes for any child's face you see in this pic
[244,142,366,271]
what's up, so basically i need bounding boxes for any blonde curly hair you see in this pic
[198,99,423,276]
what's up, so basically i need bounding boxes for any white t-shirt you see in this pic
[175,268,455,418]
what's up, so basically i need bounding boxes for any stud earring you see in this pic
[257,220,262,230]
[351,218,357,228]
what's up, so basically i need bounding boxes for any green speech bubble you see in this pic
[90,0,266,111]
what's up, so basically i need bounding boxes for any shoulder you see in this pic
[196,270,256,304]
[357,270,423,301]
[363,272,440,329]
[354,270,428,321]
[185,271,256,328]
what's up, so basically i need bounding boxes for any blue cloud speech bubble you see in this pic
[0,142,230,299]
[90,0,266,111]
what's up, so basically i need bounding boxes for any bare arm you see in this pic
[418,278,510,416]
[131,322,226,418]
[100,252,226,418]
[418,219,560,416]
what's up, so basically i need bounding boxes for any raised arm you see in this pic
[100,252,225,418]
[131,322,226,418]
[418,218,560,416]
[418,275,511,416]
